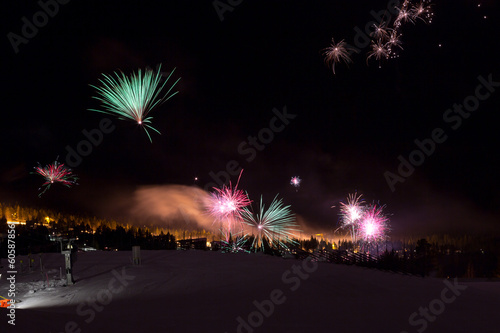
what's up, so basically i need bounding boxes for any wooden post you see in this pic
[132,246,141,265]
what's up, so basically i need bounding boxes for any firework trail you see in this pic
[205,170,251,238]
[89,64,180,142]
[33,159,78,197]
[242,195,301,252]
[323,0,434,73]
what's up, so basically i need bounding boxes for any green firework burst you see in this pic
[242,195,301,252]
[89,64,180,142]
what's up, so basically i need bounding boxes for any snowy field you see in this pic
[1,250,499,333]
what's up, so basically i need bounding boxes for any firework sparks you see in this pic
[395,8,414,26]
[220,232,250,253]
[322,39,357,74]
[358,204,390,243]
[367,39,390,65]
[386,30,404,58]
[33,159,78,197]
[205,170,251,237]
[339,193,364,224]
[290,176,301,190]
[206,183,251,223]
[394,0,414,28]
[242,195,301,252]
[411,1,433,24]
[371,21,391,40]
[336,193,391,252]
[89,64,180,142]
[338,192,365,242]
[323,0,434,73]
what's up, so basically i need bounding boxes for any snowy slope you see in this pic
[1,250,499,333]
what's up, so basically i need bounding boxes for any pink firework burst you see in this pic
[33,159,78,197]
[358,204,390,243]
[290,176,301,189]
[205,170,251,235]
[207,186,250,221]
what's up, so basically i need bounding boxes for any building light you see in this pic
[7,220,26,225]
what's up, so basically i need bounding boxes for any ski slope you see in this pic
[1,250,499,333]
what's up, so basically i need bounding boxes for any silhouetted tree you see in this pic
[0,215,7,233]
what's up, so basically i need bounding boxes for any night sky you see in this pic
[2,0,500,237]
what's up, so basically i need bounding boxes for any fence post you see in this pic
[132,246,141,265]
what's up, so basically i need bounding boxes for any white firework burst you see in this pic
[322,38,358,74]
[367,40,390,64]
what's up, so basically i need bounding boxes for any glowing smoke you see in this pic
[129,185,215,230]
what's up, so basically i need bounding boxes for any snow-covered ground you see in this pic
[1,250,499,333]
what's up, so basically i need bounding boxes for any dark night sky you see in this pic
[1,0,500,237]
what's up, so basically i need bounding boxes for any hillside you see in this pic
[1,250,499,333]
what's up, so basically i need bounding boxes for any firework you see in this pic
[411,1,433,24]
[206,183,251,223]
[242,195,301,252]
[323,0,433,73]
[358,204,390,243]
[393,0,413,28]
[89,64,180,142]
[394,8,414,27]
[336,193,391,252]
[367,40,390,64]
[322,39,357,74]
[386,30,404,58]
[339,193,364,224]
[220,232,250,253]
[338,192,365,242]
[33,159,78,197]
[370,21,391,40]
[290,176,301,190]
[205,171,251,237]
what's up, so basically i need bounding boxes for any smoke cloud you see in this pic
[130,185,214,230]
